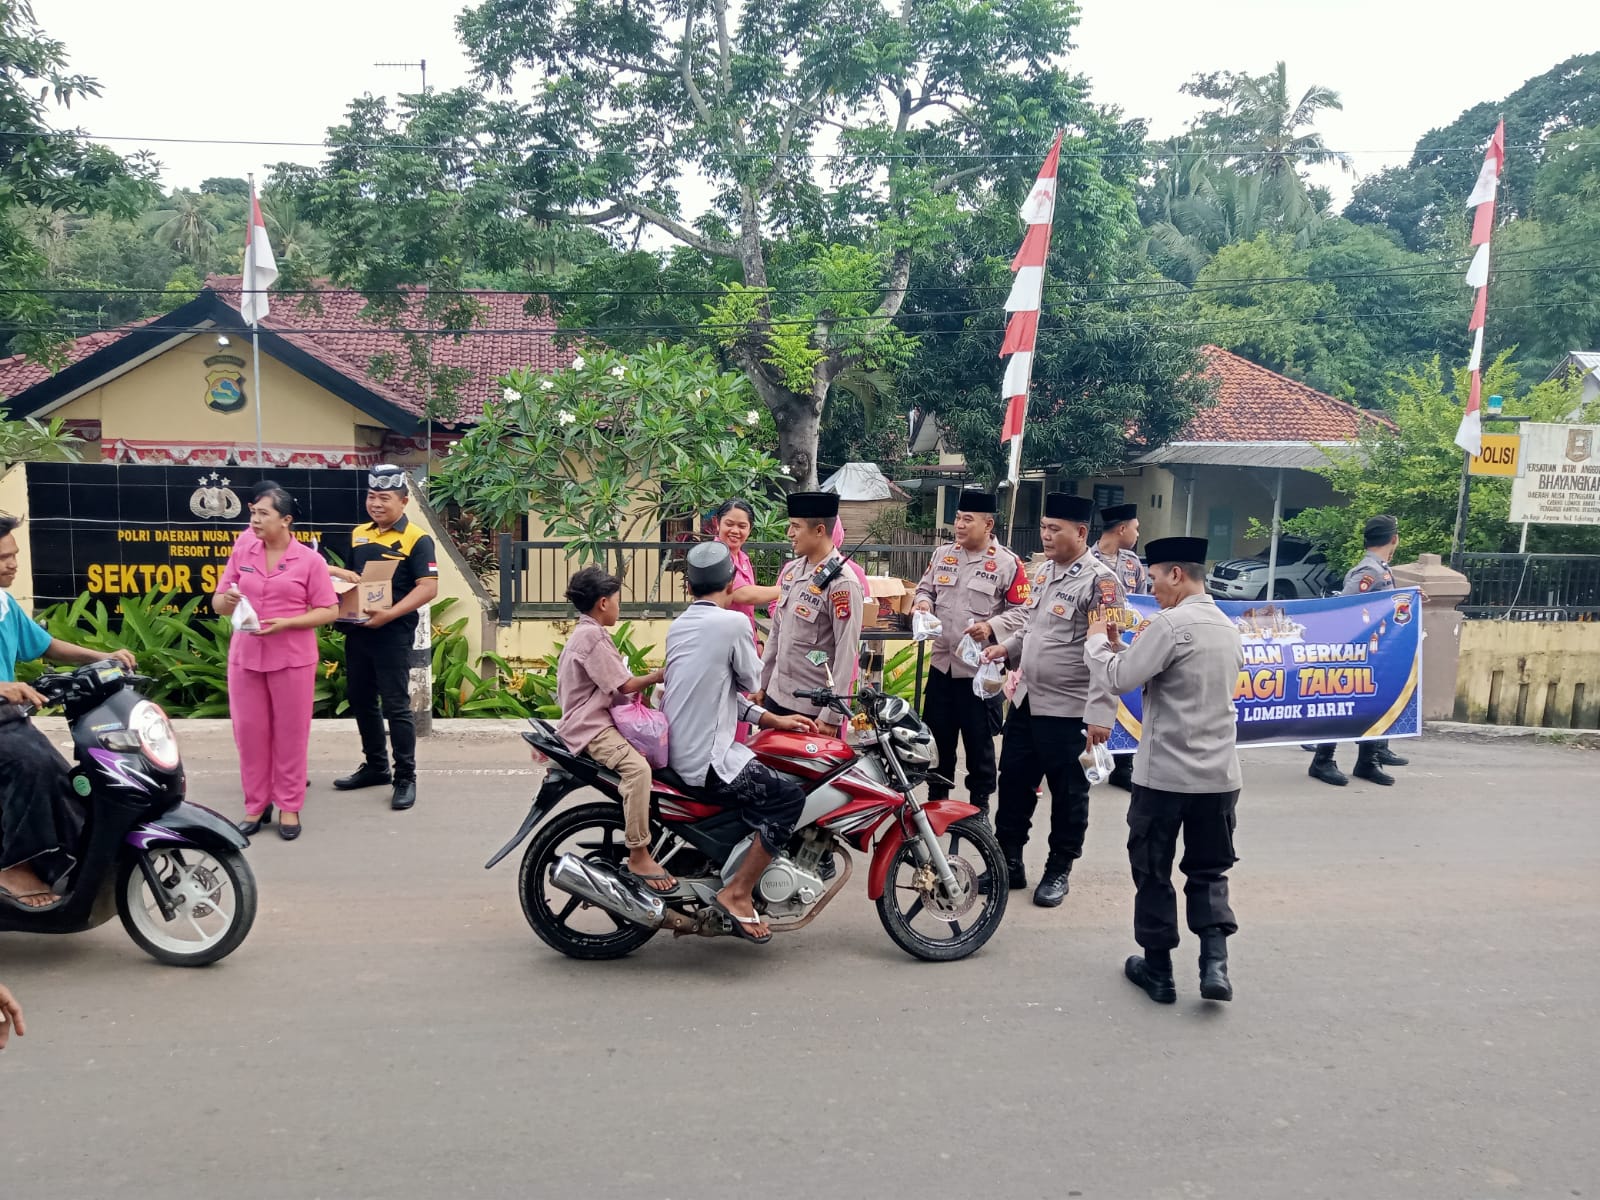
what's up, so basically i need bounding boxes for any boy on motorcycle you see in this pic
[0,515,137,907]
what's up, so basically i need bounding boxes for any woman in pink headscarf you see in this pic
[714,498,778,650]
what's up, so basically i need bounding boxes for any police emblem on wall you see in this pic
[1566,427,1593,464]
[189,472,242,520]
[203,354,248,413]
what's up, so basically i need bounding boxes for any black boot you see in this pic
[1124,952,1177,1004]
[1372,744,1409,767]
[1351,760,1394,786]
[1308,756,1348,787]
[1107,757,1133,791]
[1198,930,1233,1002]
[1004,850,1027,890]
[335,762,392,791]
[1033,866,1070,908]
[967,794,991,822]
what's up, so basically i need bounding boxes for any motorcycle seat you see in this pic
[650,764,695,795]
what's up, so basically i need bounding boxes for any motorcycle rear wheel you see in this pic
[876,816,1008,962]
[519,802,662,960]
[116,847,257,967]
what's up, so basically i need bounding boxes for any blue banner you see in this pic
[1108,589,1423,751]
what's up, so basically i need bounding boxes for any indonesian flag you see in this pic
[1000,132,1063,469]
[1455,120,1504,458]
[240,184,278,327]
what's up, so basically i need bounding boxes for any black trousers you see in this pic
[922,667,1001,802]
[707,760,807,856]
[994,700,1089,871]
[1312,741,1378,767]
[1127,783,1239,953]
[0,712,82,885]
[344,625,416,781]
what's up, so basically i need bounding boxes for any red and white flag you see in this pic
[240,184,278,327]
[1455,120,1504,457]
[1000,132,1063,484]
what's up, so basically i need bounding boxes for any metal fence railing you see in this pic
[1454,553,1600,621]
[497,538,941,621]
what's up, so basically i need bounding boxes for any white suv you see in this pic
[1206,538,1334,601]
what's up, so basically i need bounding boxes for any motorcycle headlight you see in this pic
[129,700,180,771]
[889,724,934,767]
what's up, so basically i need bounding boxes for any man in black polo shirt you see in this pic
[333,464,439,810]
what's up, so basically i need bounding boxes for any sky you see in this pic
[35,0,1588,208]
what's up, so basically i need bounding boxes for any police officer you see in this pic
[757,491,865,737]
[1308,514,1409,787]
[1085,536,1243,1004]
[332,464,439,810]
[1092,503,1148,790]
[911,489,1030,816]
[968,492,1126,908]
[1092,503,1149,596]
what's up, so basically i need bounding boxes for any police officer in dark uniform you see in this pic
[1308,514,1409,787]
[332,465,439,810]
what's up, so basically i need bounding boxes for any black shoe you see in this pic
[1033,869,1070,908]
[1198,931,1232,1002]
[1124,955,1177,1004]
[278,815,303,841]
[1352,761,1394,786]
[335,763,391,791]
[1005,856,1027,890]
[390,779,417,810]
[1308,758,1348,787]
[237,806,273,836]
[1107,761,1133,791]
[1373,746,1409,767]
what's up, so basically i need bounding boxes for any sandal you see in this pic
[708,895,772,945]
[0,885,60,909]
[625,869,678,893]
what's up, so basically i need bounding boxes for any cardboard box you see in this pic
[864,575,917,632]
[333,560,398,623]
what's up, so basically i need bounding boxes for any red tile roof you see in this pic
[0,278,574,425]
[1184,345,1387,442]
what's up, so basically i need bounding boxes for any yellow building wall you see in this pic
[0,465,31,607]
[50,334,391,451]
[1456,620,1600,728]
[494,615,673,667]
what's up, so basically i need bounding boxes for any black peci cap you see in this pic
[685,540,736,590]
[1144,536,1209,567]
[956,489,997,514]
[786,491,840,520]
[1100,503,1138,526]
[1363,514,1399,545]
[1043,492,1095,523]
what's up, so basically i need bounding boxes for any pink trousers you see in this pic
[229,662,317,815]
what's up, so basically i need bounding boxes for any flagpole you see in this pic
[247,173,265,468]
[1003,346,1040,547]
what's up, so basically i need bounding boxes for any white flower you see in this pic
[539,380,554,392]
[501,386,519,402]
[558,410,577,426]
[571,355,586,371]
[778,465,792,476]
[609,365,625,378]
[745,410,760,426]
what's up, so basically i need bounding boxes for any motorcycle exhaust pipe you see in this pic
[548,853,670,930]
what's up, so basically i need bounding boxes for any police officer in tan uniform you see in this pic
[758,491,865,737]
[1309,514,1409,787]
[968,493,1127,908]
[1092,503,1148,790]
[911,489,1030,816]
[1085,536,1243,1005]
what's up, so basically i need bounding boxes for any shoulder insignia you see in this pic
[1358,576,1373,592]
[1067,562,1083,577]
[983,559,997,572]
[942,554,958,566]
[830,590,852,620]
[1096,577,1119,609]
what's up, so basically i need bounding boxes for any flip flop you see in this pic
[625,870,679,893]
[708,895,772,945]
[0,886,59,909]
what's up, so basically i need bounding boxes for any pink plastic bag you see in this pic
[610,695,670,769]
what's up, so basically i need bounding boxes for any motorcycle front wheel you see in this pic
[519,802,663,960]
[116,847,258,967]
[876,816,1008,962]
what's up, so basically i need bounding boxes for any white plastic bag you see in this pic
[956,633,985,668]
[972,658,1007,699]
[230,594,261,633]
[911,609,942,642]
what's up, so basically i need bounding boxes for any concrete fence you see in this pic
[1455,621,1600,729]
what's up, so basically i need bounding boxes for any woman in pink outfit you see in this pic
[213,485,339,841]
[716,499,778,649]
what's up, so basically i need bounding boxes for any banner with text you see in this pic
[1508,422,1600,526]
[1108,589,1423,752]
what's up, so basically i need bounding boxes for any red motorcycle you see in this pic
[487,682,1008,962]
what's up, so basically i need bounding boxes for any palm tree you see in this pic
[144,190,219,269]
[258,190,327,270]
[1223,61,1353,182]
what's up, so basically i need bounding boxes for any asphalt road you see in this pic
[2,722,1597,1200]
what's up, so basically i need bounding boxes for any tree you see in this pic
[1346,53,1600,250]
[454,0,1122,487]
[0,0,158,366]
[0,415,79,472]
[143,190,221,266]
[1280,356,1596,571]
[427,343,783,562]
[199,177,250,198]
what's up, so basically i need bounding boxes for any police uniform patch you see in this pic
[983,560,997,572]
[830,589,852,620]
[942,555,958,566]
[1358,576,1373,592]
[935,573,954,586]
[1050,602,1068,617]
[1067,562,1083,577]
[795,603,815,619]
[1097,577,1119,609]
